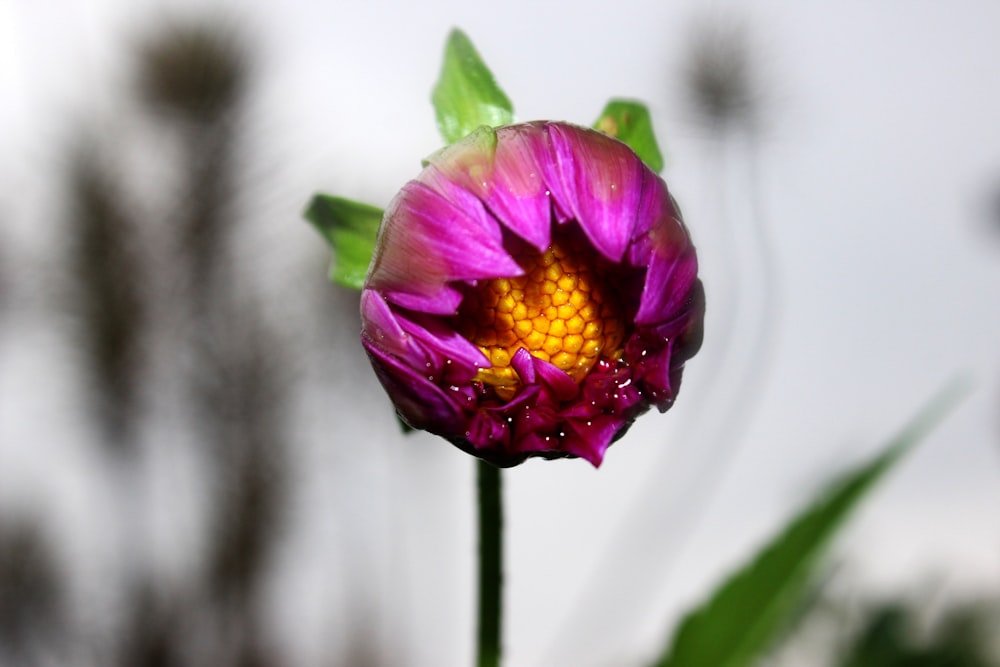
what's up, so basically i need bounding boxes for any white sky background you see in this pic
[3,1,1000,666]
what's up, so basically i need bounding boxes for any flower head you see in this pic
[361,121,704,467]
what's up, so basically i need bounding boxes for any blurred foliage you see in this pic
[0,519,65,663]
[774,585,1000,667]
[139,20,250,292]
[834,598,1000,667]
[115,582,187,667]
[652,384,964,667]
[54,16,296,667]
[66,145,146,452]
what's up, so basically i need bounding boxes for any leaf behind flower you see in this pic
[432,29,514,145]
[304,194,383,290]
[594,99,664,173]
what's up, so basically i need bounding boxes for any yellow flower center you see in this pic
[459,236,625,399]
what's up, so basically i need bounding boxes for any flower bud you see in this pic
[361,122,704,467]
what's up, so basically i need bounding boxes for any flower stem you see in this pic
[476,458,503,667]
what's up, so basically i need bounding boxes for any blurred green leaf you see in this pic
[432,29,514,144]
[594,99,664,172]
[304,194,383,290]
[652,380,969,667]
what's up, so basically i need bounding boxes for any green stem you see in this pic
[476,459,503,667]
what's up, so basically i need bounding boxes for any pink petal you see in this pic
[426,123,555,251]
[366,181,522,314]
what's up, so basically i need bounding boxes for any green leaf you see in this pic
[653,380,969,667]
[432,29,514,144]
[594,99,664,173]
[304,194,383,290]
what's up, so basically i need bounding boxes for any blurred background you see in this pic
[2,1,1000,666]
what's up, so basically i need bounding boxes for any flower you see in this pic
[360,121,704,467]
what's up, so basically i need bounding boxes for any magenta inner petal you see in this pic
[510,348,579,402]
[564,414,627,466]
[362,289,486,383]
[485,123,556,250]
[382,283,464,316]
[629,175,679,266]
[634,250,699,326]
[360,288,410,359]
[547,123,645,262]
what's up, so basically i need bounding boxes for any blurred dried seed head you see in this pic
[135,20,250,125]
[681,18,761,131]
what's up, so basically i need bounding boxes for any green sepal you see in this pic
[651,379,969,667]
[304,194,383,290]
[432,29,514,145]
[422,124,498,168]
[396,413,415,435]
[594,99,664,173]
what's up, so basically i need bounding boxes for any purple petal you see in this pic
[361,289,487,381]
[359,288,412,360]
[629,336,677,408]
[634,249,699,326]
[511,401,559,438]
[467,410,512,449]
[628,175,684,266]
[366,181,522,313]
[546,123,645,262]
[362,338,465,434]
[488,124,555,249]
[564,414,627,467]
[628,175,699,326]
[512,432,554,455]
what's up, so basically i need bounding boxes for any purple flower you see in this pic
[361,121,704,467]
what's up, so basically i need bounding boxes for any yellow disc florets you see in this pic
[458,236,625,399]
